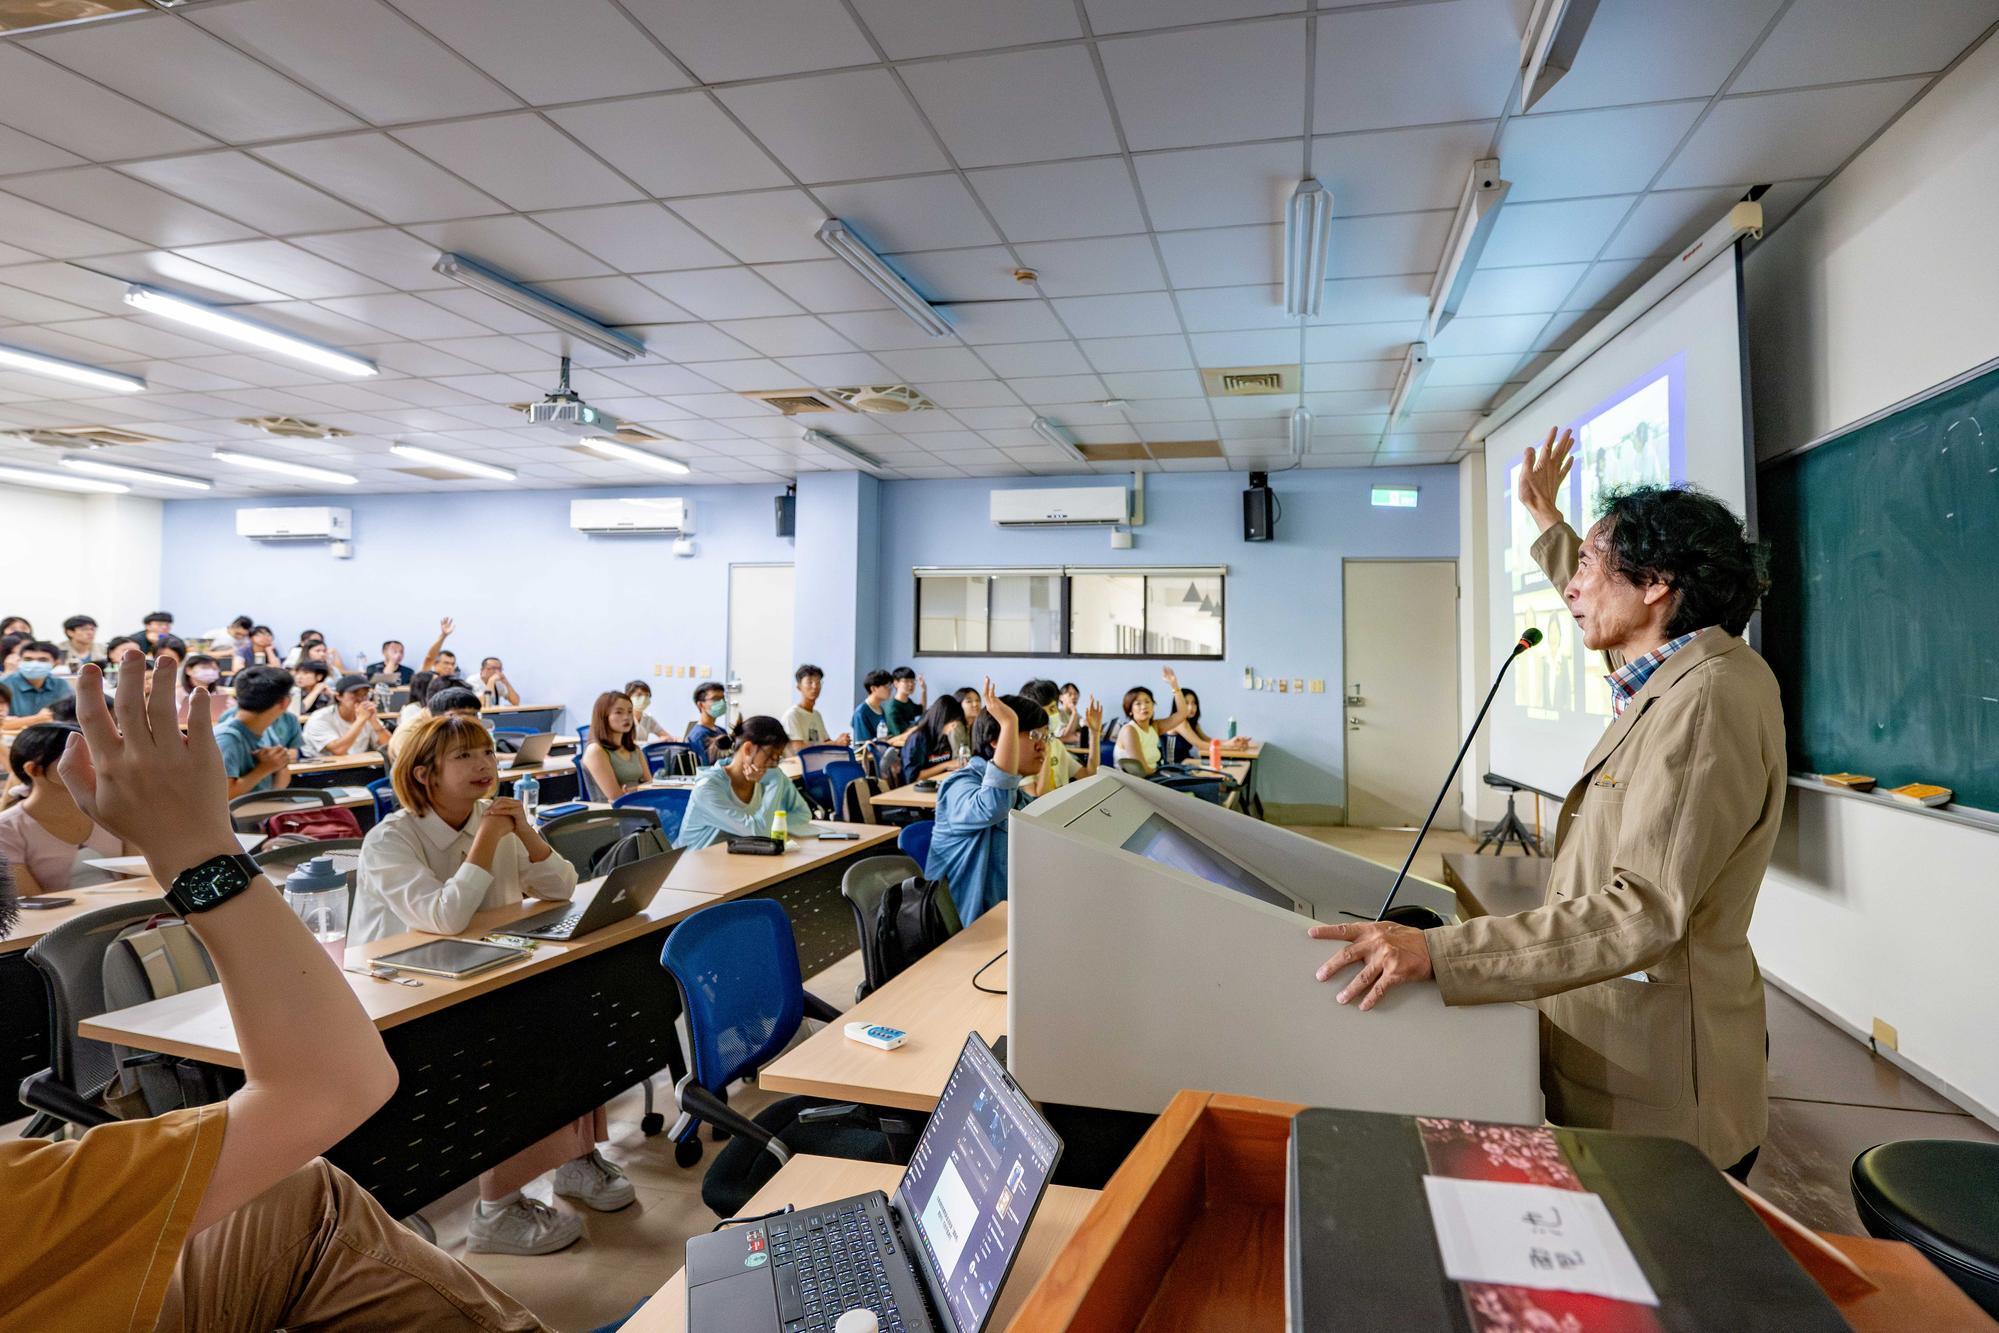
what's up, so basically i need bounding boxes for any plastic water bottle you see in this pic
[1226,716,1238,740]
[284,858,348,964]
[771,807,789,847]
[876,719,888,741]
[1209,737,1222,772]
[517,771,541,821]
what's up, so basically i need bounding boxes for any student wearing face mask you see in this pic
[3,642,72,721]
[674,715,815,850]
[685,680,734,767]
[0,722,128,894]
[178,654,227,726]
[622,679,676,742]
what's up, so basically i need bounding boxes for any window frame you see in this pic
[911,565,1226,660]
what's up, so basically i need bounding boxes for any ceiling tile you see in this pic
[1498,101,1706,201]
[668,191,831,263]
[752,259,894,314]
[0,286,97,324]
[0,192,139,258]
[1598,185,1742,260]
[168,240,390,299]
[1427,351,1533,386]
[389,0,688,103]
[1099,369,1206,399]
[529,202,732,272]
[1313,0,1519,133]
[1453,262,1591,317]
[0,44,216,160]
[850,0,1081,57]
[1311,274,1433,326]
[3,166,257,248]
[410,216,615,280]
[253,133,506,224]
[1302,319,1423,362]
[0,125,81,177]
[717,69,951,182]
[1331,211,1456,279]
[901,47,1120,167]
[1527,0,1785,112]
[1188,329,1302,364]
[966,158,1147,243]
[819,310,947,351]
[531,276,691,325]
[814,175,1001,252]
[1014,236,1167,296]
[638,268,804,320]
[874,346,994,381]
[1478,196,1635,265]
[547,92,787,197]
[1658,80,1931,188]
[715,315,858,357]
[26,13,362,143]
[393,114,642,211]
[1084,0,1305,34]
[1302,359,1399,391]
[674,357,789,391]
[621,0,876,82]
[1174,284,1291,331]
[1557,259,1648,312]
[1133,140,1308,230]
[1156,226,1279,288]
[190,0,518,125]
[1427,312,1554,357]
[1049,291,1183,339]
[1101,20,1308,150]
[1734,0,1999,92]
[774,351,898,384]
[1079,334,1193,373]
[315,293,497,339]
[119,151,374,233]
[1314,120,1502,216]
[294,228,457,290]
[885,248,1024,302]
[939,300,1069,344]
[976,341,1095,377]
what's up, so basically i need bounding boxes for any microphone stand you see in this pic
[1373,634,1539,923]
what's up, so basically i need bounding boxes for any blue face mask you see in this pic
[16,661,53,683]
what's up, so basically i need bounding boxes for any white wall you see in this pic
[1744,32,1999,1118]
[0,487,161,638]
[1456,453,1505,831]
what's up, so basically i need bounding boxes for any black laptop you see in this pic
[684,1033,1062,1333]
[505,850,678,941]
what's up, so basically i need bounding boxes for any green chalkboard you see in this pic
[1760,361,1999,812]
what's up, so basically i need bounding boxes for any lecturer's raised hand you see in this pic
[1518,426,1574,533]
[1307,919,1433,1011]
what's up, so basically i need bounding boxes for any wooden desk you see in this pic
[0,879,162,956]
[623,1155,1098,1333]
[762,903,1007,1111]
[290,750,386,775]
[1440,850,1551,918]
[870,781,937,811]
[664,824,896,899]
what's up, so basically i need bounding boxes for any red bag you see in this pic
[262,806,363,841]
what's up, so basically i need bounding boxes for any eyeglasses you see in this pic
[1025,729,1053,744]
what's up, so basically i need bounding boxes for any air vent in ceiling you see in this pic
[238,416,351,440]
[824,384,935,414]
[1200,365,1300,396]
[1076,442,1148,462]
[6,425,166,448]
[744,389,843,415]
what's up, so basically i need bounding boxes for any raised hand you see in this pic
[1518,426,1574,532]
[980,678,1016,729]
[439,616,456,638]
[1085,697,1103,733]
[1161,665,1179,691]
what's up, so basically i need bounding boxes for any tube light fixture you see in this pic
[1282,178,1332,317]
[212,449,359,486]
[1426,159,1511,340]
[1030,416,1087,463]
[125,286,376,378]
[579,436,692,476]
[1520,0,1604,112]
[816,219,952,339]
[1382,342,1432,441]
[0,464,129,494]
[388,442,517,482]
[1288,404,1313,459]
[0,343,145,394]
[59,455,211,491]
[801,428,889,477]
[431,252,645,362]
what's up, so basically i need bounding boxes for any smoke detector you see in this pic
[237,416,352,440]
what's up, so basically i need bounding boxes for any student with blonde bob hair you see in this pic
[354,714,632,1256]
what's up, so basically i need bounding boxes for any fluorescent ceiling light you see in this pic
[580,436,691,476]
[802,428,888,477]
[1288,404,1313,459]
[0,464,128,494]
[1282,178,1332,318]
[1030,416,1087,463]
[431,252,644,362]
[0,343,145,393]
[125,286,376,378]
[816,219,952,339]
[388,442,516,482]
[1382,342,1432,441]
[1519,0,1604,112]
[213,449,358,486]
[59,455,210,491]
[1426,159,1511,341]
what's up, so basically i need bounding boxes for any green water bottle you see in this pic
[1226,716,1238,740]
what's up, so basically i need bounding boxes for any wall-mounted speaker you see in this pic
[1243,472,1275,542]
[775,487,796,538]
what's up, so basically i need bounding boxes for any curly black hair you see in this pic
[1592,484,1768,638]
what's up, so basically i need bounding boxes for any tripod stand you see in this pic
[1476,774,1543,856]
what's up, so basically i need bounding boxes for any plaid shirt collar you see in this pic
[1606,629,1705,716]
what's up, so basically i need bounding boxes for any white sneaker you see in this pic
[553,1150,637,1212]
[466,1196,583,1255]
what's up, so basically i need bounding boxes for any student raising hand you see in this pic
[1084,696,1104,734]
[980,678,1015,729]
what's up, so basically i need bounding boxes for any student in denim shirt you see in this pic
[927,682,1048,925]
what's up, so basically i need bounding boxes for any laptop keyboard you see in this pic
[769,1202,909,1333]
[512,906,579,936]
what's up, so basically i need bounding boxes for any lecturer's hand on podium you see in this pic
[1518,426,1574,535]
[1308,920,1433,1011]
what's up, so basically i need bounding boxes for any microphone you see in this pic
[1372,626,1543,926]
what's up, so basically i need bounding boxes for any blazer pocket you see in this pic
[1545,976,1690,1111]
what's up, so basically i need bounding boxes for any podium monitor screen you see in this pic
[1120,813,1300,913]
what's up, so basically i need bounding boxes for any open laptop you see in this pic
[684,1033,1063,1333]
[497,732,558,768]
[505,850,679,941]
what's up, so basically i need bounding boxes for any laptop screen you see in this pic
[895,1035,1062,1333]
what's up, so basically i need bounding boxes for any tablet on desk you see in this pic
[372,939,529,979]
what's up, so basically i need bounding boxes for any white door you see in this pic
[727,563,795,721]
[1343,560,1459,827]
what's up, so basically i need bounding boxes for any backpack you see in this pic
[264,805,364,841]
[590,825,671,876]
[869,874,953,988]
[101,918,232,1117]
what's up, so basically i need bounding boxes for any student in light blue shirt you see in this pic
[927,683,1048,925]
[1,642,72,719]
[212,664,300,797]
[675,715,815,850]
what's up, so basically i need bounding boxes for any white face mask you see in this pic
[631,694,650,714]
[189,666,221,685]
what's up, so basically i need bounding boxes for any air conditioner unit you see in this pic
[990,486,1128,528]
[569,497,695,535]
[235,506,351,540]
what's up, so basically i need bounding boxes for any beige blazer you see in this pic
[1428,522,1786,1168]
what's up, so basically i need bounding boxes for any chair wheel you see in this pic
[641,1112,665,1137]
[674,1138,704,1169]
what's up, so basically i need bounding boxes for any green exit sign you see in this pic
[1371,485,1419,508]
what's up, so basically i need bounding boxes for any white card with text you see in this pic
[1422,1176,1659,1305]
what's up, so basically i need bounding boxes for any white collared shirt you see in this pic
[352,801,576,945]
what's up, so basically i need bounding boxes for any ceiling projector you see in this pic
[525,392,618,436]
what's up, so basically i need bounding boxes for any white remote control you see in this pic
[844,1021,907,1051]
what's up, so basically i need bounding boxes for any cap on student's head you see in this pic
[335,673,370,693]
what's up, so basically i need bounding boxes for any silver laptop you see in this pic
[506,850,679,941]
[497,732,558,769]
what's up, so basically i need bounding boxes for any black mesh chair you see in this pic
[19,898,170,1136]
[229,786,333,834]
[539,806,663,877]
[838,854,965,1003]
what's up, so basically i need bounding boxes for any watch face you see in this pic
[175,855,256,911]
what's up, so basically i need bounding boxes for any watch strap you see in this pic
[167,853,266,915]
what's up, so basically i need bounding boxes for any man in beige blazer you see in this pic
[1312,428,1782,1178]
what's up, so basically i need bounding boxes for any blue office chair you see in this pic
[1162,732,1191,766]
[896,819,934,873]
[614,787,690,844]
[794,743,853,815]
[823,759,867,819]
[576,724,591,747]
[644,740,696,777]
[1100,736,1118,768]
[659,901,895,1213]
[367,776,399,823]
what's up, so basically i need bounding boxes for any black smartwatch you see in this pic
[166,854,266,916]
